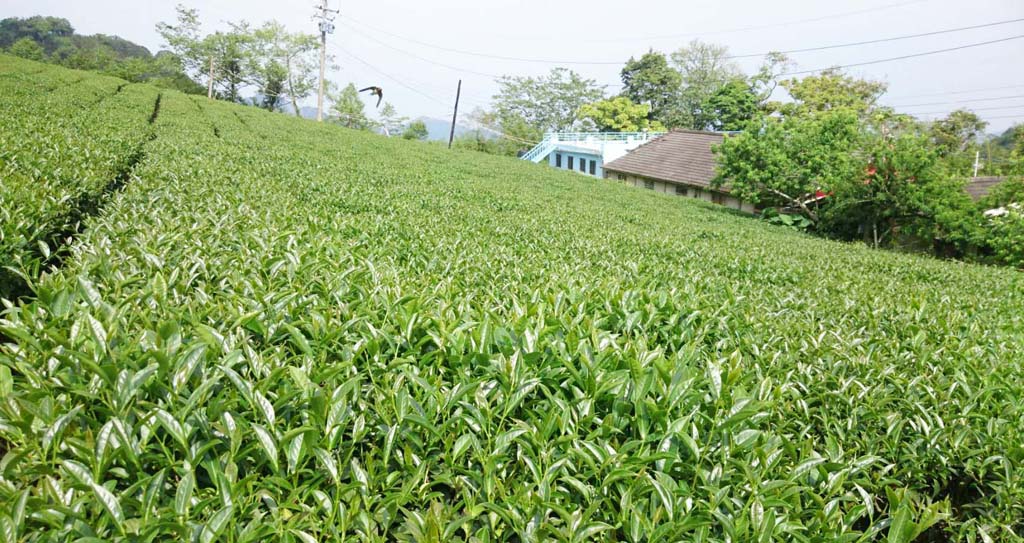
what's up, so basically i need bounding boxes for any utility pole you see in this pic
[448,79,462,149]
[314,0,338,122]
[207,56,215,100]
[973,150,981,177]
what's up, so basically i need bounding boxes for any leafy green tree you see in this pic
[713,110,862,225]
[823,131,974,247]
[491,68,604,133]
[669,40,743,129]
[249,22,319,115]
[7,37,45,61]
[402,120,429,140]
[0,16,73,52]
[620,50,681,126]
[779,68,887,117]
[577,97,666,132]
[157,6,253,102]
[331,83,373,130]
[377,103,408,136]
[701,80,760,131]
[929,109,988,175]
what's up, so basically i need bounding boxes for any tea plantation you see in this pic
[1,54,1022,542]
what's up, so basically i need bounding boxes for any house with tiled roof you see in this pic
[601,130,755,213]
[964,176,1007,200]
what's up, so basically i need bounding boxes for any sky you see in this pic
[4,0,1024,133]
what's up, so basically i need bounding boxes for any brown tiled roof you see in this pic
[965,176,1006,200]
[603,130,725,190]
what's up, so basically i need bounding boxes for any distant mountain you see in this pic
[417,117,497,142]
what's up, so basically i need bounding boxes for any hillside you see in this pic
[1,55,1022,542]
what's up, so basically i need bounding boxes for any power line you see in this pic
[781,33,1024,76]
[886,83,1024,100]
[337,21,503,79]
[730,17,1024,59]
[586,0,931,43]
[892,93,1024,108]
[330,43,452,107]
[907,104,1024,115]
[340,15,1024,65]
[329,42,537,146]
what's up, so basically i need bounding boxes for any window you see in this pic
[643,180,655,190]
[568,156,574,170]
[693,189,702,198]
[617,174,626,181]
[589,160,596,175]
[675,185,688,196]
[555,153,562,168]
[580,158,587,172]
[712,192,726,205]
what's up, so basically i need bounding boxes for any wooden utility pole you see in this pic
[448,79,462,149]
[315,0,338,122]
[207,56,215,100]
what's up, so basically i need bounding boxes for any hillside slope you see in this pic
[1,55,1022,542]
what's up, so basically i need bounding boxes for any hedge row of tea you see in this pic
[0,55,160,300]
[1,56,1022,542]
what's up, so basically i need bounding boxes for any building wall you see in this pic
[549,150,603,178]
[605,171,756,213]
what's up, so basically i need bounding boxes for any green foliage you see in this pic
[247,21,320,115]
[822,130,974,247]
[713,110,863,224]
[668,40,743,129]
[402,119,429,140]
[778,68,887,117]
[979,203,1024,268]
[490,68,605,133]
[7,36,44,61]
[700,80,761,131]
[1,16,200,94]
[0,54,159,300]
[620,50,681,126]
[2,58,1024,543]
[0,16,74,52]
[330,83,374,130]
[577,96,665,132]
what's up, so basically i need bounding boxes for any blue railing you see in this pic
[521,131,665,163]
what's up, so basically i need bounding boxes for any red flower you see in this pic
[866,165,877,176]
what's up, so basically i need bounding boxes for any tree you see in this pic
[0,16,74,52]
[403,120,429,140]
[713,110,863,225]
[930,109,988,156]
[157,6,254,102]
[331,83,373,130]
[749,52,793,106]
[7,37,45,61]
[701,80,760,131]
[822,131,971,247]
[620,50,682,126]
[577,97,666,132]
[779,68,887,117]
[249,22,319,115]
[377,103,408,136]
[669,40,743,129]
[491,68,605,133]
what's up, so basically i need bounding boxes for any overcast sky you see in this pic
[4,0,1023,133]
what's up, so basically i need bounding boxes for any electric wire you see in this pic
[340,14,1024,65]
[780,34,1024,75]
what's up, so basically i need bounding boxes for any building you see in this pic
[964,176,1007,200]
[602,130,755,213]
[521,132,663,178]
